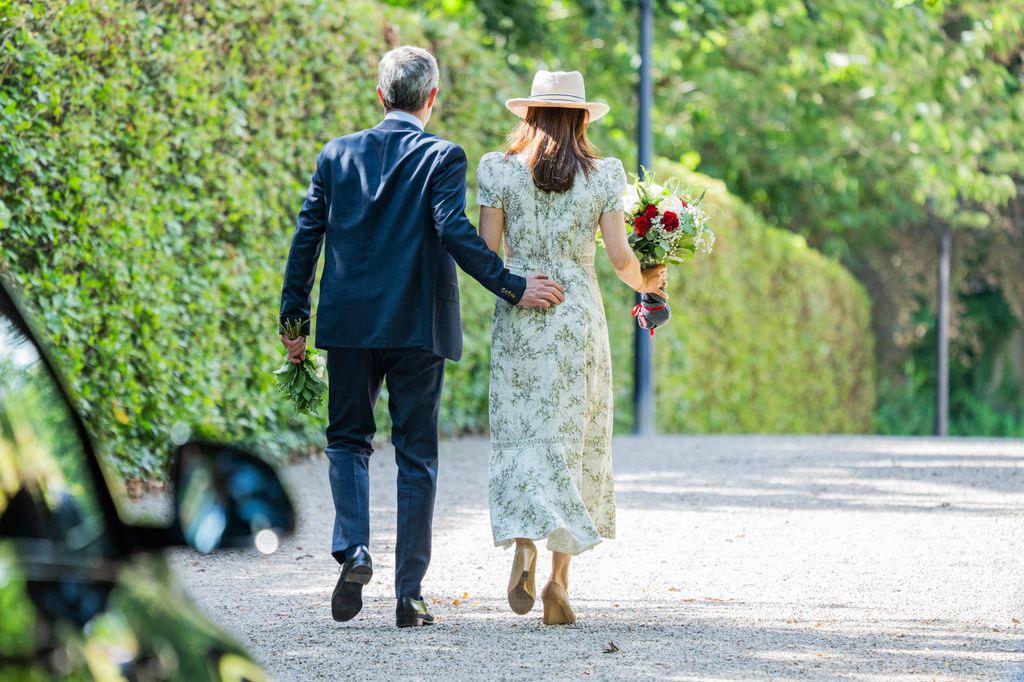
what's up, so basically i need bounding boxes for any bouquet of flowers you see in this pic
[620,170,715,334]
[274,318,328,415]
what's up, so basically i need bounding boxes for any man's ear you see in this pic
[426,88,438,109]
[377,87,387,110]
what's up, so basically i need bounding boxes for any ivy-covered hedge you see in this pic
[0,0,514,475]
[0,0,874,477]
[646,162,875,432]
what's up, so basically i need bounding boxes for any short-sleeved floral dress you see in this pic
[477,151,626,556]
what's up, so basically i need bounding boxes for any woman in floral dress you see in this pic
[476,70,667,625]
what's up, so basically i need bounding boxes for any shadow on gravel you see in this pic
[612,436,1024,515]
[164,436,1024,681]
[241,595,1023,680]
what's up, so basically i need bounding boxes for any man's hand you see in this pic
[280,335,306,364]
[517,273,566,309]
[639,265,669,299]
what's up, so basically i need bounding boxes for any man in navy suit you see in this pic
[279,46,564,628]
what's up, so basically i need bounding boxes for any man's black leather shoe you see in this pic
[332,545,373,622]
[396,597,435,628]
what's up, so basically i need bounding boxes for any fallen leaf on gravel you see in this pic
[451,598,462,606]
[431,597,442,605]
[786,618,799,624]
[704,597,722,602]
[1012,618,1020,624]
[815,653,825,658]
[668,587,680,592]
[603,641,620,654]
[463,591,469,599]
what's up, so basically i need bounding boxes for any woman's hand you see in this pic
[600,211,668,297]
[638,265,668,299]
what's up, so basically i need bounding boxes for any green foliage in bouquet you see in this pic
[623,170,713,270]
[272,359,326,416]
[275,319,328,416]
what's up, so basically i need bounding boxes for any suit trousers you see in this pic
[324,347,445,599]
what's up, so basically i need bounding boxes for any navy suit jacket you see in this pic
[280,118,526,361]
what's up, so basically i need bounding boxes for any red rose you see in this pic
[643,204,659,219]
[662,211,679,231]
[633,215,651,236]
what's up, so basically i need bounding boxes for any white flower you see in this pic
[700,230,716,254]
[622,185,641,214]
[648,183,666,197]
[657,195,683,215]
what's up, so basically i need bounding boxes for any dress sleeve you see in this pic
[476,154,504,209]
[601,158,627,214]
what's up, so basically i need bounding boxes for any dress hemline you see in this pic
[493,528,615,557]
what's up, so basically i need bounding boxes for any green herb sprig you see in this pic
[274,317,328,415]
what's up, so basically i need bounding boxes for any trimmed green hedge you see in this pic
[1,0,873,477]
[646,162,875,432]
[0,0,514,475]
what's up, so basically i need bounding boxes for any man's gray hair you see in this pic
[378,46,439,112]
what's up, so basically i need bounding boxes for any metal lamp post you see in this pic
[633,0,655,435]
[928,197,950,437]
[936,224,951,436]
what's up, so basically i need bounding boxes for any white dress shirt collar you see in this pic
[384,110,424,129]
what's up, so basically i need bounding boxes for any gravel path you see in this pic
[169,435,1024,681]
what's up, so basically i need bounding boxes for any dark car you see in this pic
[0,279,294,681]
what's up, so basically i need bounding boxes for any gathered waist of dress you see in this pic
[505,257,595,273]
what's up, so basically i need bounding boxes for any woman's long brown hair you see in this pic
[506,107,600,193]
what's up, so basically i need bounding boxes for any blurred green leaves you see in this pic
[396,0,1023,243]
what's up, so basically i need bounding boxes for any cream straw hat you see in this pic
[505,70,610,122]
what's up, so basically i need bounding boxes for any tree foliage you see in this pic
[392,0,1023,243]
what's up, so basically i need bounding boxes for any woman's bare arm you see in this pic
[479,206,505,254]
[478,204,565,307]
[599,211,668,297]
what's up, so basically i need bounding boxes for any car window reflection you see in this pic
[0,312,103,549]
